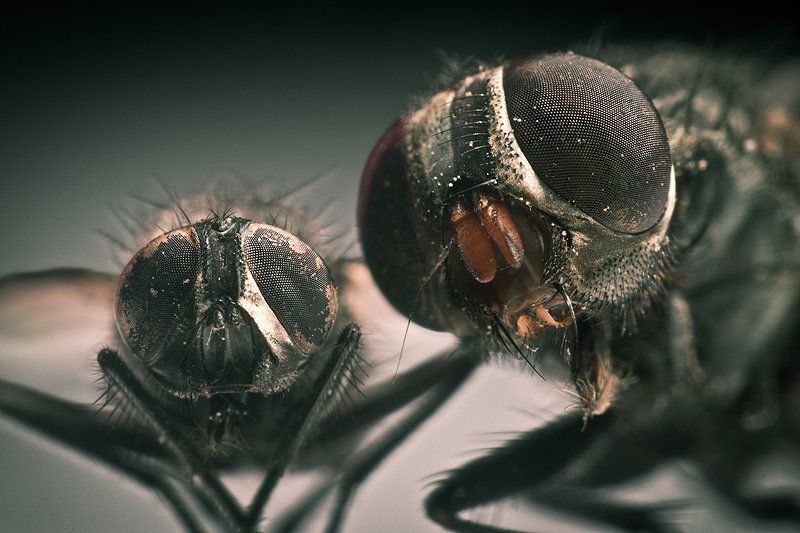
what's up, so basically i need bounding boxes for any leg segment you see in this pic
[97,348,247,530]
[272,347,479,533]
[0,377,220,532]
[423,412,671,532]
[244,323,364,529]
[323,348,476,532]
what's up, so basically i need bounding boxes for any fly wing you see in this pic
[0,269,192,532]
[0,268,117,403]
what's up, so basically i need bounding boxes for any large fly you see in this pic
[346,45,800,530]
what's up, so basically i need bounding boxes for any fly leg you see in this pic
[313,344,478,450]
[665,291,704,388]
[699,444,800,526]
[272,346,479,533]
[691,323,800,527]
[0,377,221,532]
[0,377,160,458]
[424,413,609,532]
[538,492,690,532]
[97,348,247,530]
[696,415,800,526]
[242,323,364,530]
[729,493,800,524]
[322,347,477,532]
[424,412,680,532]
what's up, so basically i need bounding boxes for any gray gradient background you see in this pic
[1,5,797,532]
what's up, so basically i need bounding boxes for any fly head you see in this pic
[115,216,338,397]
[359,52,676,345]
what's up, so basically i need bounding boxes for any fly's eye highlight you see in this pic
[115,227,201,361]
[241,223,338,355]
[503,53,672,233]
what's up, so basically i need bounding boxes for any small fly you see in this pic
[0,182,367,532]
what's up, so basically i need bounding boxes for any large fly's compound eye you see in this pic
[503,53,672,234]
[240,223,338,355]
[115,227,201,362]
[357,119,434,323]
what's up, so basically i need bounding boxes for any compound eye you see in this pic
[116,227,201,361]
[503,53,672,234]
[241,223,338,354]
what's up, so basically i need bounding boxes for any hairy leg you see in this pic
[421,412,679,532]
[245,323,364,529]
[273,347,479,532]
[0,377,222,532]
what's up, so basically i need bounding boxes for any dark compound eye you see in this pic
[503,53,672,234]
[115,227,201,362]
[241,222,338,355]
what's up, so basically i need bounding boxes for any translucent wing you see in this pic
[0,268,117,403]
[0,268,186,532]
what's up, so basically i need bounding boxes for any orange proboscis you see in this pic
[450,194,575,340]
[450,201,497,283]
[516,314,543,339]
[533,305,573,329]
[477,193,524,269]
[514,305,573,340]
[451,195,526,285]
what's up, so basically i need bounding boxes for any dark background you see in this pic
[0,3,796,277]
[0,4,797,532]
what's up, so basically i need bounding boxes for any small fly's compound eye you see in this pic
[240,223,338,355]
[116,227,201,363]
[503,53,672,234]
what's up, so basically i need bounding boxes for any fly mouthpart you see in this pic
[506,288,575,341]
[446,190,573,341]
[197,302,261,389]
[449,192,527,284]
